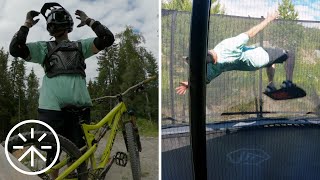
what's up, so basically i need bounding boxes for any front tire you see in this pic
[3,131,88,180]
[125,122,141,180]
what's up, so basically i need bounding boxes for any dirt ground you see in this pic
[97,134,159,180]
[1,133,158,180]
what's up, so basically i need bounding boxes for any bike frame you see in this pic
[51,101,128,180]
[44,76,156,180]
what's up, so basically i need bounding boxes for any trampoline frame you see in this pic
[162,118,320,180]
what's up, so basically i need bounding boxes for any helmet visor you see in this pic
[47,10,70,23]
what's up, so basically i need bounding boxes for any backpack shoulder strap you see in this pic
[46,41,63,59]
[77,41,85,59]
[77,41,83,53]
[44,41,61,70]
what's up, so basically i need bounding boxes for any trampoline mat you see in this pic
[162,126,320,180]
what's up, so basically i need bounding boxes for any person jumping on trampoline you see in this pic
[176,11,299,97]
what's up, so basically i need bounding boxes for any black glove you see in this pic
[75,10,90,27]
[26,11,40,27]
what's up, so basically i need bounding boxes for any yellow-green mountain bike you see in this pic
[4,76,156,180]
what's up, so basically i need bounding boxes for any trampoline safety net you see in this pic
[162,9,320,180]
[162,9,320,124]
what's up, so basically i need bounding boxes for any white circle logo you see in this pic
[4,120,60,176]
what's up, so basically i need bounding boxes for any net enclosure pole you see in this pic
[189,0,211,179]
[169,11,177,122]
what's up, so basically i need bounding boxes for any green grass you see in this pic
[136,118,158,137]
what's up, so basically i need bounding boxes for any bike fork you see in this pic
[123,110,142,152]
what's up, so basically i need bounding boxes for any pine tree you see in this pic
[9,58,27,124]
[116,27,146,90]
[26,69,39,119]
[91,26,158,121]
[87,79,106,121]
[162,0,192,11]
[117,27,158,120]
[87,79,95,97]
[278,0,299,20]
[268,0,301,50]
[0,48,14,141]
[96,43,120,96]
[138,48,158,120]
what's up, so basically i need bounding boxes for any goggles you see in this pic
[47,10,71,23]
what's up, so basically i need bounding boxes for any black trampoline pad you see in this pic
[162,126,320,180]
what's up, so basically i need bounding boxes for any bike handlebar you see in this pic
[92,76,157,101]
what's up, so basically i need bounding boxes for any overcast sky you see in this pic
[0,0,159,84]
[220,0,320,20]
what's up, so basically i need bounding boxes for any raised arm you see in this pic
[75,10,115,54]
[245,11,279,38]
[9,11,40,59]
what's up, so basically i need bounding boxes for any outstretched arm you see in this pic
[176,81,189,95]
[245,11,279,38]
